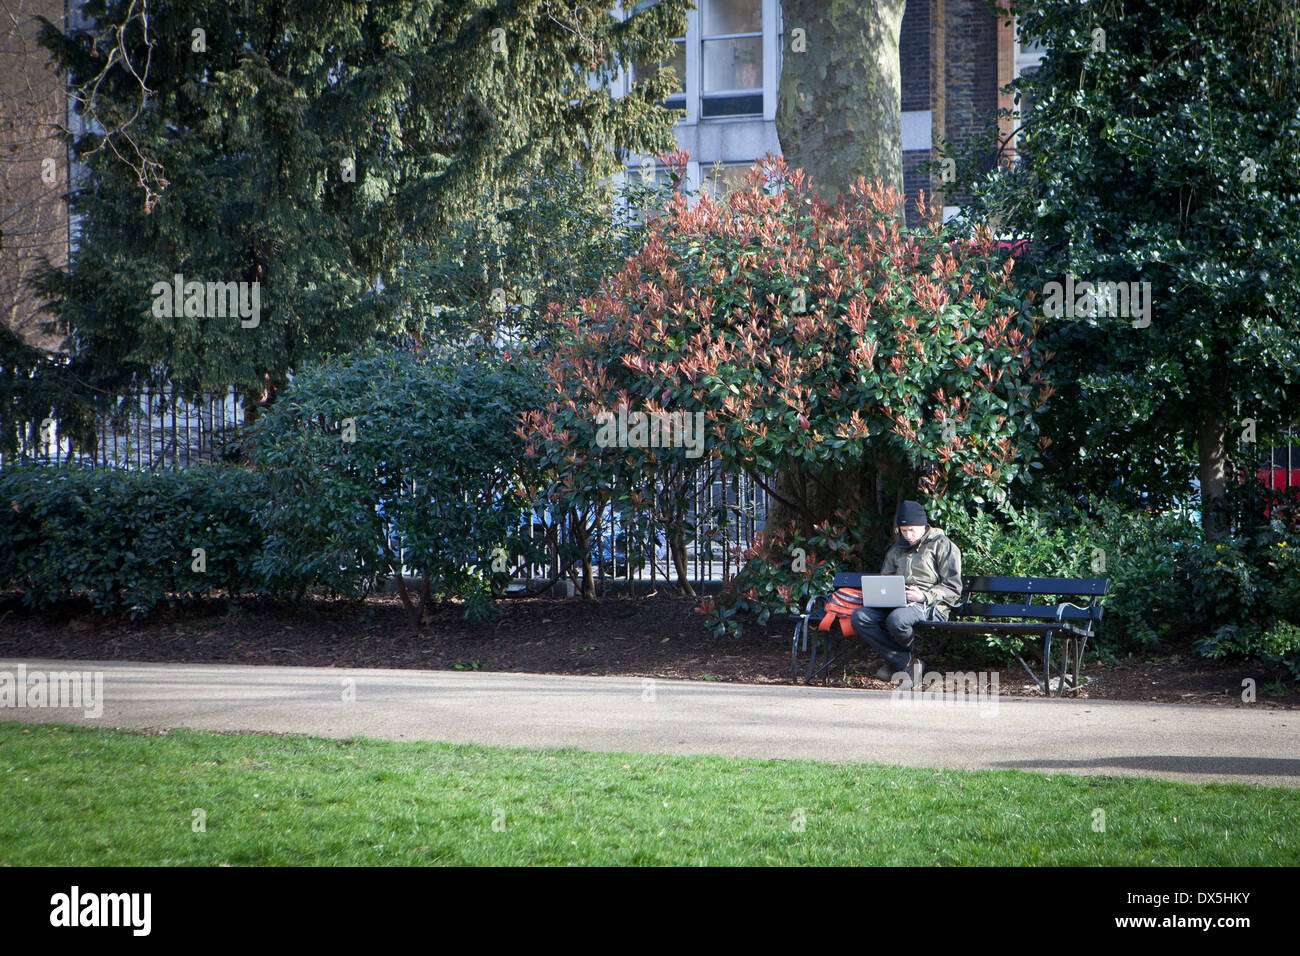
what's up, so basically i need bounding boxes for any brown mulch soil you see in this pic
[0,592,1295,709]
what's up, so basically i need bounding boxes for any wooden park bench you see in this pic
[792,573,1108,696]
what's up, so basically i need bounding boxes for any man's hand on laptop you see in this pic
[905,585,925,604]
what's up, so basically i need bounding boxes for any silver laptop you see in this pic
[861,575,909,607]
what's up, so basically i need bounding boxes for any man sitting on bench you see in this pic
[850,500,963,687]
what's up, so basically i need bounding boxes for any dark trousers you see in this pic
[849,604,931,672]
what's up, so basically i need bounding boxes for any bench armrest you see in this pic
[1054,601,1094,623]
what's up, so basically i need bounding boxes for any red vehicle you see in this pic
[1243,444,1300,526]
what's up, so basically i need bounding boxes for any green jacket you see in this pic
[881,526,964,622]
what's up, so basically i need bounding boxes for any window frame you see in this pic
[699,0,764,118]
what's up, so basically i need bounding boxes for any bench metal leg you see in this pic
[1062,636,1074,695]
[807,629,863,685]
[808,631,880,685]
[1013,631,1071,696]
[792,615,823,683]
[1013,649,1045,693]
[791,600,820,684]
[806,631,834,684]
[1044,629,1054,696]
[1064,634,1089,696]
[1050,629,1089,697]
[791,618,806,683]
[1028,633,1087,696]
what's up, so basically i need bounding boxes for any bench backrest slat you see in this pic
[959,602,1102,622]
[829,573,1108,596]
[963,575,1108,596]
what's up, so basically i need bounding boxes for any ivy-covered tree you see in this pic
[31,0,688,422]
[962,0,1300,537]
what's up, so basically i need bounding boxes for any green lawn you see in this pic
[2,722,1296,865]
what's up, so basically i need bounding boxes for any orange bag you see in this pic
[817,587,863,637]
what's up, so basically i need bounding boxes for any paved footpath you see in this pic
[2,658,1298,788]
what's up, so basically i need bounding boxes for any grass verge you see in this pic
[2,722,1297,865]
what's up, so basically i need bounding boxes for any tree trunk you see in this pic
[570,519,597,599]
[669,530,695,597]
[392,570,421,629]
[240,372,281,428]
[764,0,907,555]
[1198,417,1228,542]
[762,457,902,560]
[777,0,906,202]
[418,574,432,625]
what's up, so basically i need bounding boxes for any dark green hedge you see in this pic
[945,498,1300,677]
[0,347,546,622]
[0,464,271,616]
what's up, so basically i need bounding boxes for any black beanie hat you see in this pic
[896,500,929,527]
